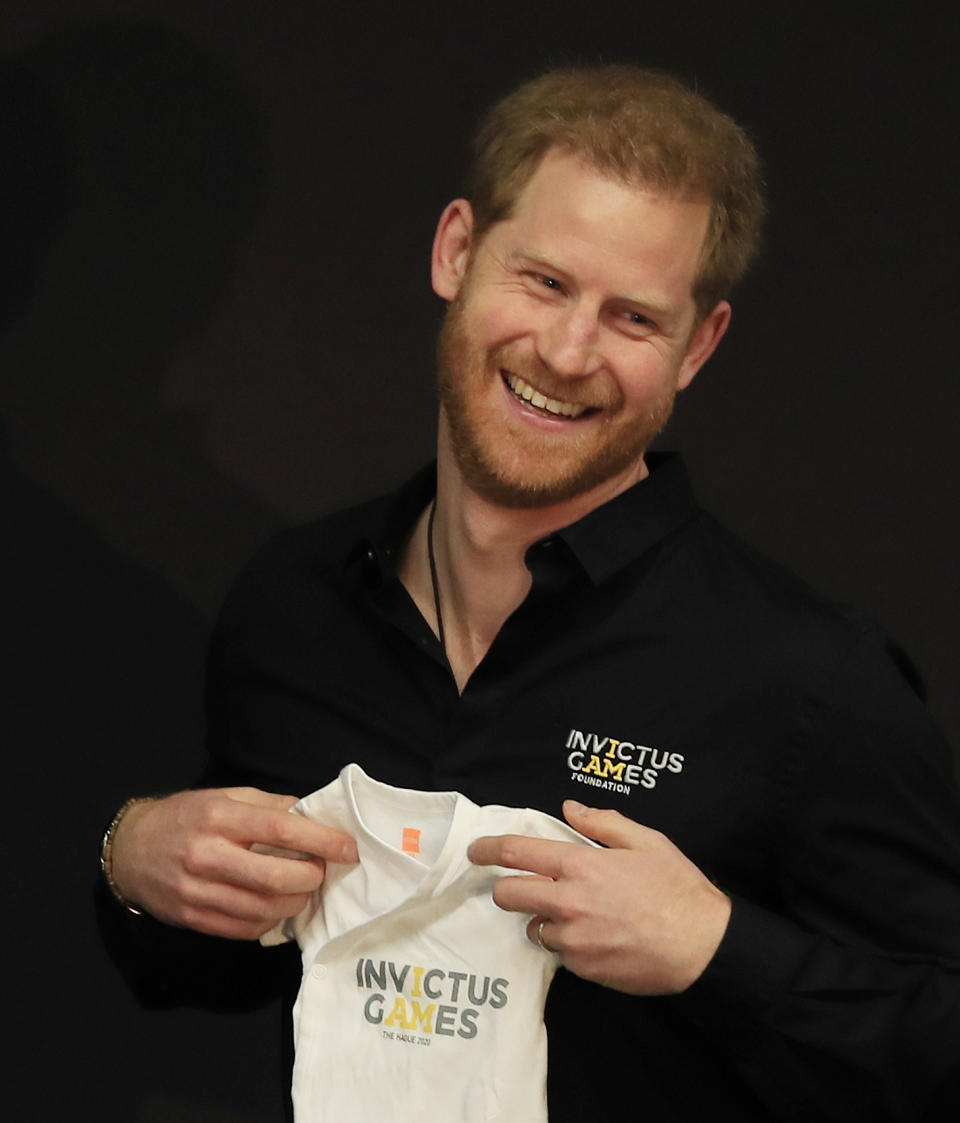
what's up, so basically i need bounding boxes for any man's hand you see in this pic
[110,788,358,940]
[467,800,730,995]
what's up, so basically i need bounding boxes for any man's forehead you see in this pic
[498,150,713,269]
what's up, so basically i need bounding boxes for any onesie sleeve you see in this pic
[684,630,960,1121]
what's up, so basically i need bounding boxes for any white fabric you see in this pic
[263,763,593,1121]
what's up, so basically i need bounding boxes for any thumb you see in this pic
[562,800,648,848]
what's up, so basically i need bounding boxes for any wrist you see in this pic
[681,885,732,990]
[100,797,157,915]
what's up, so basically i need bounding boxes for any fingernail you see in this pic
[566,800,587,815]
[341,841,359,863]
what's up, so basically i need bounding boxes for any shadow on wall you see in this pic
[1,15,282,617]
[1,19,288,1122]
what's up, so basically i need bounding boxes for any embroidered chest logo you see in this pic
[565,728,684,795]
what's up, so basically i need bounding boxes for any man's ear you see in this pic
[676,300,731,391]
[431,199,475,300]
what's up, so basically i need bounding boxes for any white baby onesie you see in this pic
[262,763,593,1122]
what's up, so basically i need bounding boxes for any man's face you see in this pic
[433,148,728,509]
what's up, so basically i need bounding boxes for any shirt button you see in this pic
[312,964,327,980]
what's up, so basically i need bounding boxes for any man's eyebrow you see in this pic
[505,248,568,277]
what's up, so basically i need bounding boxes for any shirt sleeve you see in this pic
[685,629,960,1122]
[96,875,300,1010]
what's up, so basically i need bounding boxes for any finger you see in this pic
[490,873,560,916]
[250,841,314,861]
[190,835,328,897]
[562,800,652,849]
[179,886,314,939]
[187,912,276,941]
[228,848,329,897]
[192,882,313,924]
[467,834,576,878]
[216,799,359,864]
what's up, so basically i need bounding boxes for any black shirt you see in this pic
[203,453,960,1120]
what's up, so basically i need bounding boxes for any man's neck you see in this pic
[397,433,649,692]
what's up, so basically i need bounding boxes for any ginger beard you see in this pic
[436,288,678,510]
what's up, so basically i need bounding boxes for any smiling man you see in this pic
[104,67,960,1120]
[411,143,731,691]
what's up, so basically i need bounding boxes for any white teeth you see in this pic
[505,374,588,418]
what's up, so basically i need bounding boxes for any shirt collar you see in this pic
[345,462,436,588]
[346,453,699,589]
[551,453,700,583]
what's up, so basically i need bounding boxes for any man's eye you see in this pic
[535,274,562,291]
[627,311,651,326]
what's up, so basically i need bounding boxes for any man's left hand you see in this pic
[467,800,731,996]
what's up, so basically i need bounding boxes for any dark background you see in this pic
[3,2,957,1119]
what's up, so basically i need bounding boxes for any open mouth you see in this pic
[503,372,596,419]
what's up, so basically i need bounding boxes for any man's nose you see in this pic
[535,305,602,378]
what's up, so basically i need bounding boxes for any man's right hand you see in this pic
[110,788,358,940]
